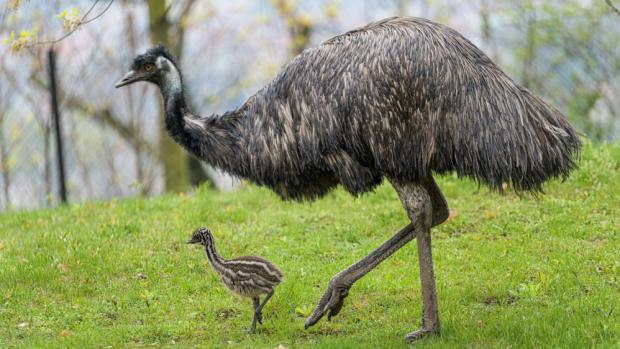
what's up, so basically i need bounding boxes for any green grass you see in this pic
[1,142,619,348]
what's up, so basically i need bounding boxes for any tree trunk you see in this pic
[274,0,314,57]
[125,7,150,195]
[147,0,190,193]
[521,3,537,90]
[188,156,211,187]
[480,0,496,61]
[397,0,407,16]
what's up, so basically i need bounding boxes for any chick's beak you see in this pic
[187,238,200,244]
[115,70,140,88]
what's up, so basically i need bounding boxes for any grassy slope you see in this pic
[0,143,619,349]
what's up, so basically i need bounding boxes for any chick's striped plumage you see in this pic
[218,256,283,297]
[188,227,282,332]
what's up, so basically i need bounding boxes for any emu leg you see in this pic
[250,297,260,333]
[405,224,439,341]
[306,178,439,325]
[304,222,416,328]
[406,176,446,341]
[305,177,446,342]
[304,224,415,328]
[257,290,274,313]
[421,176,449,227]
[256,290,274,323]
[392,178,441,341]
[254,297,264,324]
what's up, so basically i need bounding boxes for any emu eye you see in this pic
[144,64,154,71]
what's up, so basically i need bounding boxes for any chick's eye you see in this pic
[144,64,154,71]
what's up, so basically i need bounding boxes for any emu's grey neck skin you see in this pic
[155,56,201,150]
[157,56,183,104]
[156,56,192,130]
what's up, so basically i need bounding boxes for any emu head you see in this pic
[187,227,213,246]
[115,44,179,88]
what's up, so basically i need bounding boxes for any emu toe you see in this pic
[305,278,351,328]
[405,327,439,342]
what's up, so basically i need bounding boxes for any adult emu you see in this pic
[116,17,580,341]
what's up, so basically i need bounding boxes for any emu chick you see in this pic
[188,227,283,332]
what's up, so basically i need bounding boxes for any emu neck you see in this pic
[204,239,227,274]
[158,61,188,142]
[157,58,247,179]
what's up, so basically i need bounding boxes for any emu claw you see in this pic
[304,277,351,329]
[405,327,438,342]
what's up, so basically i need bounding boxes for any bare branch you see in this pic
[174,0,198,58]
[273,0,314,56]
[606,0,620,16]
[64,96,156,155]
[81,0,114,25]
[34,0,115,46]
[178,0,197,20]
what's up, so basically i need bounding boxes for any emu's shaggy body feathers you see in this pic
[180,17,579,200]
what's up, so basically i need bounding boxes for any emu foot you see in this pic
[305,277,351,329]
[405,327,439,342]
[249,313,262,334]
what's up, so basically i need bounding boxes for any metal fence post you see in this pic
[48,49,67,204]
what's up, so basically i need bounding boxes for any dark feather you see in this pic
[131,44,177,70]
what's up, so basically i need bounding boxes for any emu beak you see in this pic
[187,238,199,244]
[115,70,139,88]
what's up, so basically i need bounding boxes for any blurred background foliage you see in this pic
[0,0,618,211]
